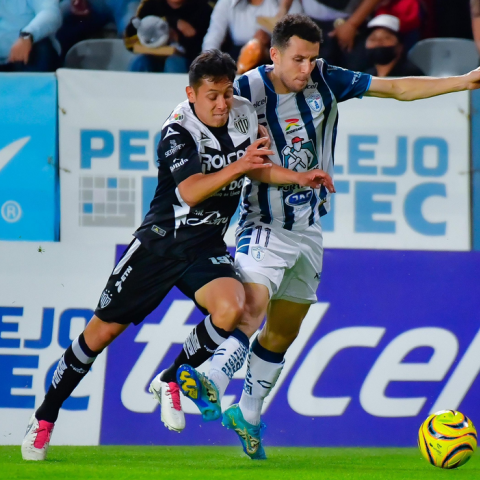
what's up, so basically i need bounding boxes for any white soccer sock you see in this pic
[238,338,285,426]
[209,330,249,398]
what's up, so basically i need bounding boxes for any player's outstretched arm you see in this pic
[366,68,480,101]
[248,164,336,193]
[178,137,273,207]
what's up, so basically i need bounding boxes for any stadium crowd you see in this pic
[0,0,478,75]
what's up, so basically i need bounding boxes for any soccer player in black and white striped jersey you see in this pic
[21,49,334,461]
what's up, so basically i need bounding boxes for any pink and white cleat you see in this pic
[149,371,185,432]
[21,413,55,461]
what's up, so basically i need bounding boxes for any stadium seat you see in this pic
[408,38,479,77]
[64,39,135,71]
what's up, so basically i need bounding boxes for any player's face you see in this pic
[187,77,234,128]
[272,36,319,93]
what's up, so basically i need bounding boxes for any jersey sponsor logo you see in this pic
[165,140,185,157]
[234,115,250,135]
[282,137,317,171]
[285,118,301,133]
[114,265,132,293]
[201,150,245,173]
[285,189,313,207]
[352,71,362,85]
[170,157,189,172]
[306,92,323,113]
[163,126,180,139]
[251,246,265,262]
[171,113,184,122]
[186,210,229,226]
[253,98,267,108]
[151,225,166,237]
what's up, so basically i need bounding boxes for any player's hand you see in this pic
[177,19,196,38]
[464,67,480,90]
[8,37,32,64]
[236,137,274,174]
[328,21,357,52]
[296,169,336,193]
[257,124,271,149]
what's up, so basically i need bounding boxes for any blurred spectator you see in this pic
[365,14,423,76]
[202,0,303,61]
[373,0,421,50]
[435,0,472,40]
[472,0,480,55]
[0,0,62,72]
[56,0,139,64]
[125,0,212,73]
[279,0,384,71]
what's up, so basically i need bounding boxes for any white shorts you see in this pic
[235,222,323,304]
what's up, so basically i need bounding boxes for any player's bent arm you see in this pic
[178,166,246,207]
[248,163,336,192]
[366,68,480,101]
[178,138,274,207]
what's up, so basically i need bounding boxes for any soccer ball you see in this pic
[418,410,477,469]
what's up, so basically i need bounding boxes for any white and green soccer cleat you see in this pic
[222,404,266,460]
[176,365,221,421]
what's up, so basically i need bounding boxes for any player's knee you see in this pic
[210,298,244,331]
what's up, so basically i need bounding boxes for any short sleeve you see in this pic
[318,60,372,103]
[157,124,202,185]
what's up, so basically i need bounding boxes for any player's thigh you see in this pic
[95,239,183,326]
[236,282,271,337]
[235,224,297,298]
[259,299,311,352]
[177,250,244,329]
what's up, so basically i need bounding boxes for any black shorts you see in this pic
[94,239,240,325]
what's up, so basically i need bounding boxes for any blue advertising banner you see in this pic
[100,247,480,447]
[0,74,58,241]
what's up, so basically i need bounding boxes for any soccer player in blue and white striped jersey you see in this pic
[179,14,480,459]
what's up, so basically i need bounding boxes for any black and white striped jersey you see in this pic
[134,97,258,260]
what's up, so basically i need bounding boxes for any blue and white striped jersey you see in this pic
[234,59,372,232]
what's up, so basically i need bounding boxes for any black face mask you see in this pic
[366,46,398,65]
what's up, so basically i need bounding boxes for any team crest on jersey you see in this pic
[306,92,323,113]
[281,137,318,171]
[251,246,265,262]
[234,115,249,135]
[99,289,112,308]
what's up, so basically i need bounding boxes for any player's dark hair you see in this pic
[189,50,237,90]
[272,14,322,50]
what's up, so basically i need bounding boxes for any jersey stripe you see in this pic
[259,67,295,230]
[311,65,332,156]
[237,75,251,102]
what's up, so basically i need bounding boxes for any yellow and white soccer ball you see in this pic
[418,410,477,469]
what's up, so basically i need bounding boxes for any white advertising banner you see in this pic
[0,241,115,446]
[58,69,470,251]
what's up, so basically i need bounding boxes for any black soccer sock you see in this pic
[161,315,230,383]
[36,333,101,423]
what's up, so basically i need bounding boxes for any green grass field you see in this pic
[1,446,479,480]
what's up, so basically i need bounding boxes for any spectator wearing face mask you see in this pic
[364,14,423,77]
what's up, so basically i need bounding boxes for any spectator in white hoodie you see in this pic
[203,0,303,60]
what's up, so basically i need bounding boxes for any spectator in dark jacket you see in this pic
[365,14,424,77]
[125,0,212,73]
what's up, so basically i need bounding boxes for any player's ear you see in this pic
[270,46,280,65]
[186,85,196,103]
